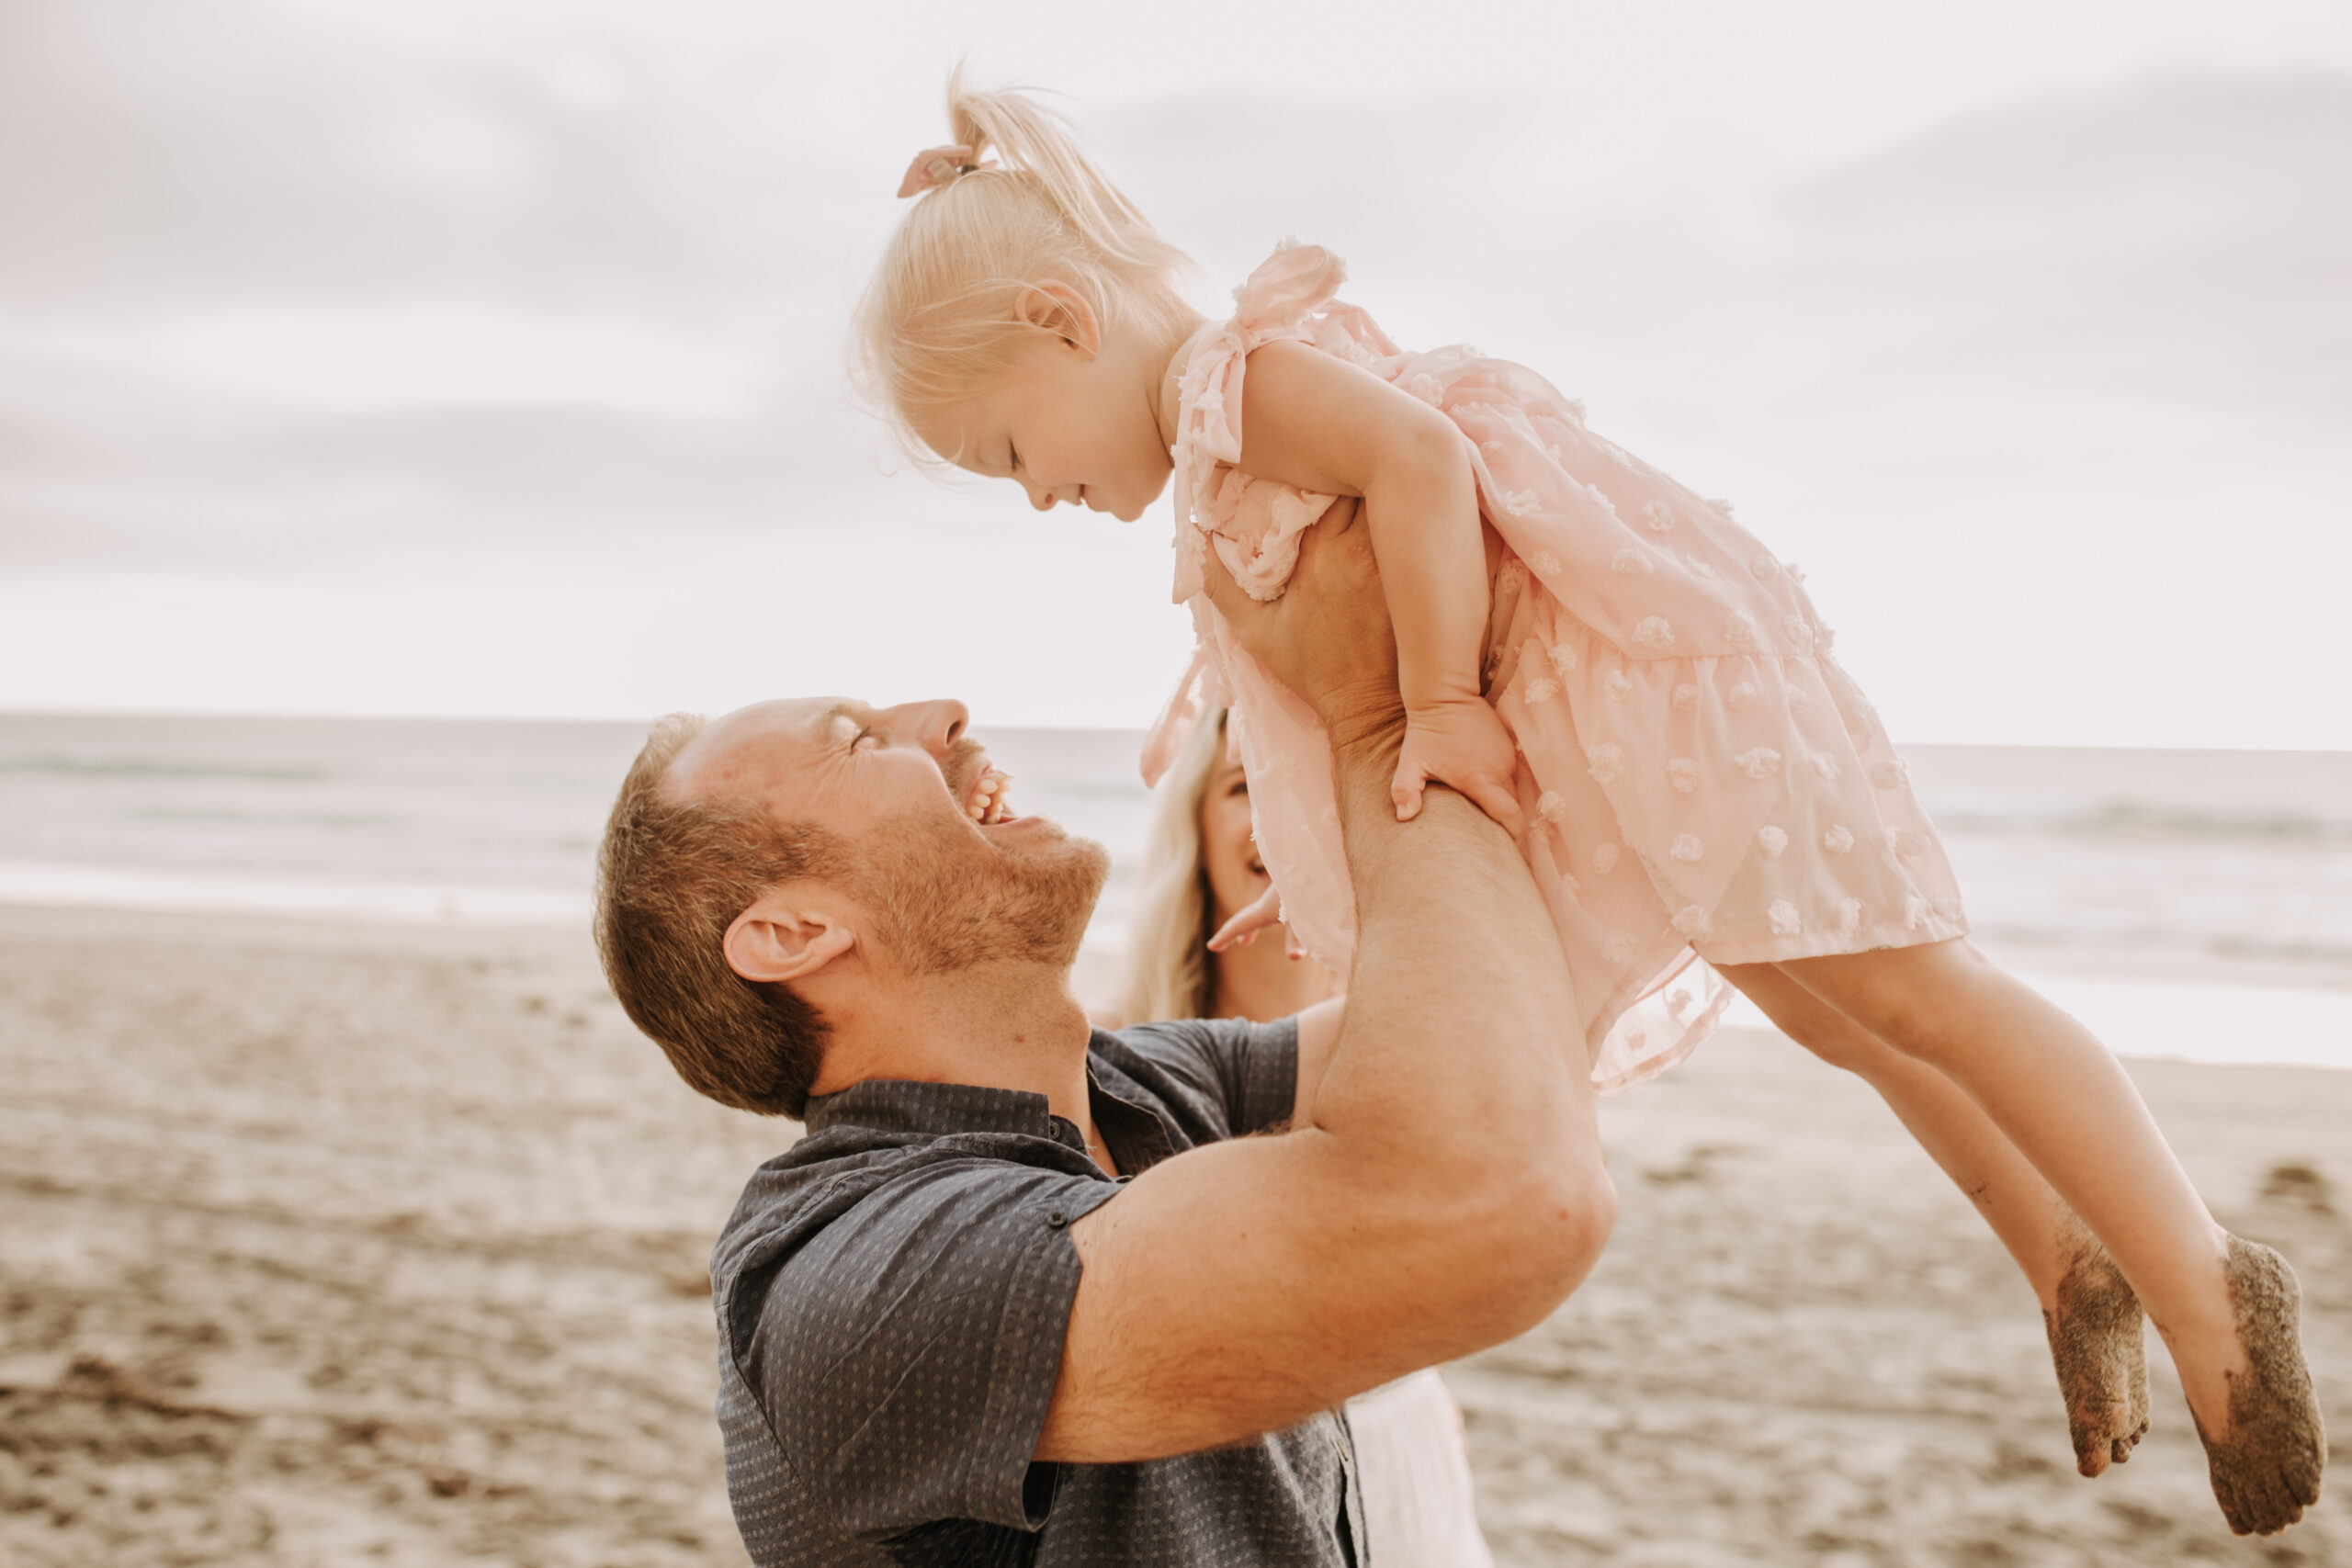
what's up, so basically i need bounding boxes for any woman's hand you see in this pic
[1394,697,1524,838]
[1205,885,1306,959]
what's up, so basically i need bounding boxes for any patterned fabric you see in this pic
[711,1019,1366,1566]
[1145,240,1969,1095]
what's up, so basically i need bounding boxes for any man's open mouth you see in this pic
[963,762,1015,826]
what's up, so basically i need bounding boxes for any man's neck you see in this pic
[820,961,1105,1162]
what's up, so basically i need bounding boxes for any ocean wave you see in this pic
[126,807,401,828]
[1938,800,2352,846]
[0,859,586,925]
[1967,922,2352,985]
[0,754,327,783]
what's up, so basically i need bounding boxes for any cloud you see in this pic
[2,24,2346,739]
[0,0,913,574]
[0,0,836,311]
[1775,71,2352,419]
[1088,70,2352,434]
[13,305,778,418]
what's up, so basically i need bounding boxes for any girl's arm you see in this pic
[1228,339,1522,834]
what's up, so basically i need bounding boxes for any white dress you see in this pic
[1349,1369,1497,1566]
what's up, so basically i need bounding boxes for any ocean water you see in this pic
[5,711,2349,1069]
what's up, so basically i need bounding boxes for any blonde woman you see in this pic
[1108,706,1498,1568]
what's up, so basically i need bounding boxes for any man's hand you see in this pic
[1198,502,1403,753]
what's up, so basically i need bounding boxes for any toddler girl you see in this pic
[855,75,2324,1536]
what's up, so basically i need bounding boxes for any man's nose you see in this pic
[1027,483,1057,512]
[887,699,968,756]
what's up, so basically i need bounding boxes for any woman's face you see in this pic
[1197,749,1267,923]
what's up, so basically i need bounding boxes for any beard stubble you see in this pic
[853,804,1109,977]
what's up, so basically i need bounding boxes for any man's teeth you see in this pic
[967,769,1014,825]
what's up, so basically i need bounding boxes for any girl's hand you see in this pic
[1393,698,1524,838]
[1206,885,1304,959]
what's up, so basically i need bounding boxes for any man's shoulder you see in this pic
[708,1128,893,1273]
[707,1120,1113,1553]
[1094,1016,1299,1142]
[710,1114,1091,1299]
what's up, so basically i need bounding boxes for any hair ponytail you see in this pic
[944,69,1174,280]
[854,69,1195,461]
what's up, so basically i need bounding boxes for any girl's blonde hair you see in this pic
[1108,708,1230,1028]
[854,67,1196,459]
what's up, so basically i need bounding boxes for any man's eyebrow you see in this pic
[817,701,863,738]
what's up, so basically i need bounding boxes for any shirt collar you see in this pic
[802,1077,1057,1141]
[801,1034,1179,1173]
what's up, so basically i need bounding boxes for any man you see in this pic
[594,515,1616,1564]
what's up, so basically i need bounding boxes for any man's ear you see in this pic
[1012,281,1102,356]
[723,889,855,986]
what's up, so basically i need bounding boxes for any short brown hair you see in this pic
[594,714,846,1118]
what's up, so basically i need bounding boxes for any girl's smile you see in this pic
[920,283,1197,526]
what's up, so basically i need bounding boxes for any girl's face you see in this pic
[927,297,1178,524]
[1197,746,1266,924]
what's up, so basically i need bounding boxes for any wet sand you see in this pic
[1,908,2342,1565]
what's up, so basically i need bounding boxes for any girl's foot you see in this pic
[2042,1231,2150,1476]
[2189,1235,2325,1536]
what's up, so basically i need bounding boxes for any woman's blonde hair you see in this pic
[854,67,1196,460]
[1108,708,1230,1028]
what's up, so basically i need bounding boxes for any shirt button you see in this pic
[1046,1210,1069,1229]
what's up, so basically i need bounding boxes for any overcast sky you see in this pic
[2,0,2347,746]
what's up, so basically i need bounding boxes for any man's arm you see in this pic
[1036,511,1613,1463]
[1287,994,1343,1127]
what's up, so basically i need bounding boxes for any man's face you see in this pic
[668,696,1110,975]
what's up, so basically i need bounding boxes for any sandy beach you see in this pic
[1,906,2342,1566]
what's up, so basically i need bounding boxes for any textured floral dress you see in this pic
[1141,243,1968,1091]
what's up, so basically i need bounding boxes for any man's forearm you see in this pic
[1306,725,1587,1179]
[1036,733,1604,1461]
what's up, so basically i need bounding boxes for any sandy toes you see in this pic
[2193,1235,2326,1535]
[2042,1230,2150,1477]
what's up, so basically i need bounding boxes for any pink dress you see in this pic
[1142,242,1969,1093]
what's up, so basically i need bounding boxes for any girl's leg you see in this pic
[1716,961,2150,1474]
[1776,939,2324,1534]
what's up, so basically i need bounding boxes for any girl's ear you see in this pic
[1013,282,1102,356]
[723,890,855,985]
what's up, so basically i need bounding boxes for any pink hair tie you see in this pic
[897,144,991,198]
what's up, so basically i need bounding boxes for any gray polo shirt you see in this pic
[710,1018,1366,1567]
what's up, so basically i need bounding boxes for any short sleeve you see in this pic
[1169,242,1351,606]
[1103,1016,1300,1139]
[740,1156,1118,1543]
